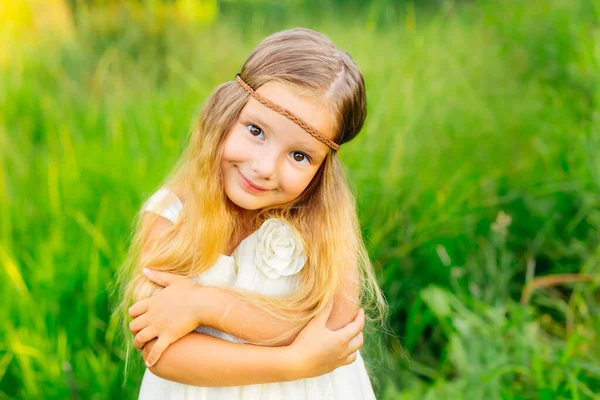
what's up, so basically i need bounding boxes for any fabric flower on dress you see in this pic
[255,219,306,279]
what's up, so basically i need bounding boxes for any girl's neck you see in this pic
[224,205,260,256]
[232,204,258,228]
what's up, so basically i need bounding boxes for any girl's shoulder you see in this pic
[143,187,184,223]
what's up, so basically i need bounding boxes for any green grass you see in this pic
[1,0,600,398]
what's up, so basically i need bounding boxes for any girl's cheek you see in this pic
[281,166,312,195]
[222,129,248,160]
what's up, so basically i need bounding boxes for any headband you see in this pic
[235,74,340,151]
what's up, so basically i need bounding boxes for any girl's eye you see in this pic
[291,151,310,164]
[247,124,264,139]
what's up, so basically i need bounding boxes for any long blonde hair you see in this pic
[119,28,386,346]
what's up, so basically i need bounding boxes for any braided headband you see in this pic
[235,74,340,151]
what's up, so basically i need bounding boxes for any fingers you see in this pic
[341,330,364,366]
[134,327,157,351]
[344,351,358,365]
[145,336,171,367]
[338,309,365,342]
[128,299,149,318]
[304,302,333,329]
[347,332,364,354]
[142,268,181,287]
[129,314,149,336]
[315,301,334,324]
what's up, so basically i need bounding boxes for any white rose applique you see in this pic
[255,219,306,279]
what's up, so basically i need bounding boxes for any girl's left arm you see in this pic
[140,303,364,386]
[129,267,359,367]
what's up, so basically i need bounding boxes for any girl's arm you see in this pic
[130,268,360,369]
[130,214,360,366]
[132,266,358,344]
[141,303,364,386]
[131,270,306,348]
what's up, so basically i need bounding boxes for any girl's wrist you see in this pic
[282,344,319,381]
[193,285,235,328]
[280,345,305,381]
[192,284,214,327]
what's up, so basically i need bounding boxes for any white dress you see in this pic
[138,188,376,400]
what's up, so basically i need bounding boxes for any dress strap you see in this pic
[143,187,183,223]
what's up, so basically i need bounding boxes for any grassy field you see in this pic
[1,0,600,398]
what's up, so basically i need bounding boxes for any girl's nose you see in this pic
[252,151,279,180]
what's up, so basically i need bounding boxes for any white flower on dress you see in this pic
[255,219,306,279]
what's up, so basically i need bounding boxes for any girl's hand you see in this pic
[128,269,202,367]
[288,302,365,378]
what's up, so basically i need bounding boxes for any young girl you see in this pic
[120,28,386,398]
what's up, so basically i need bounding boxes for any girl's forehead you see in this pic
[241,82,336,152]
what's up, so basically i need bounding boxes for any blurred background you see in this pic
[2,0,600,398]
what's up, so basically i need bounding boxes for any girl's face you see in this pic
[220,82,335,211]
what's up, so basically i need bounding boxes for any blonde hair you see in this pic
[118,28,386,347]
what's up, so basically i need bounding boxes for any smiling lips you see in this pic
[237,169,271,193]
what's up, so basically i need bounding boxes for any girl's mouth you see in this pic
[237,169,270,193]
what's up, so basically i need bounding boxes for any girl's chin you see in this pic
[225,190,267,211]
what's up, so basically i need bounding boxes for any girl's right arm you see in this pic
[131,213,360,366]
[142,302,364,386]
[131,213,364,385]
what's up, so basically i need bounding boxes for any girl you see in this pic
[120,28,386,398]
